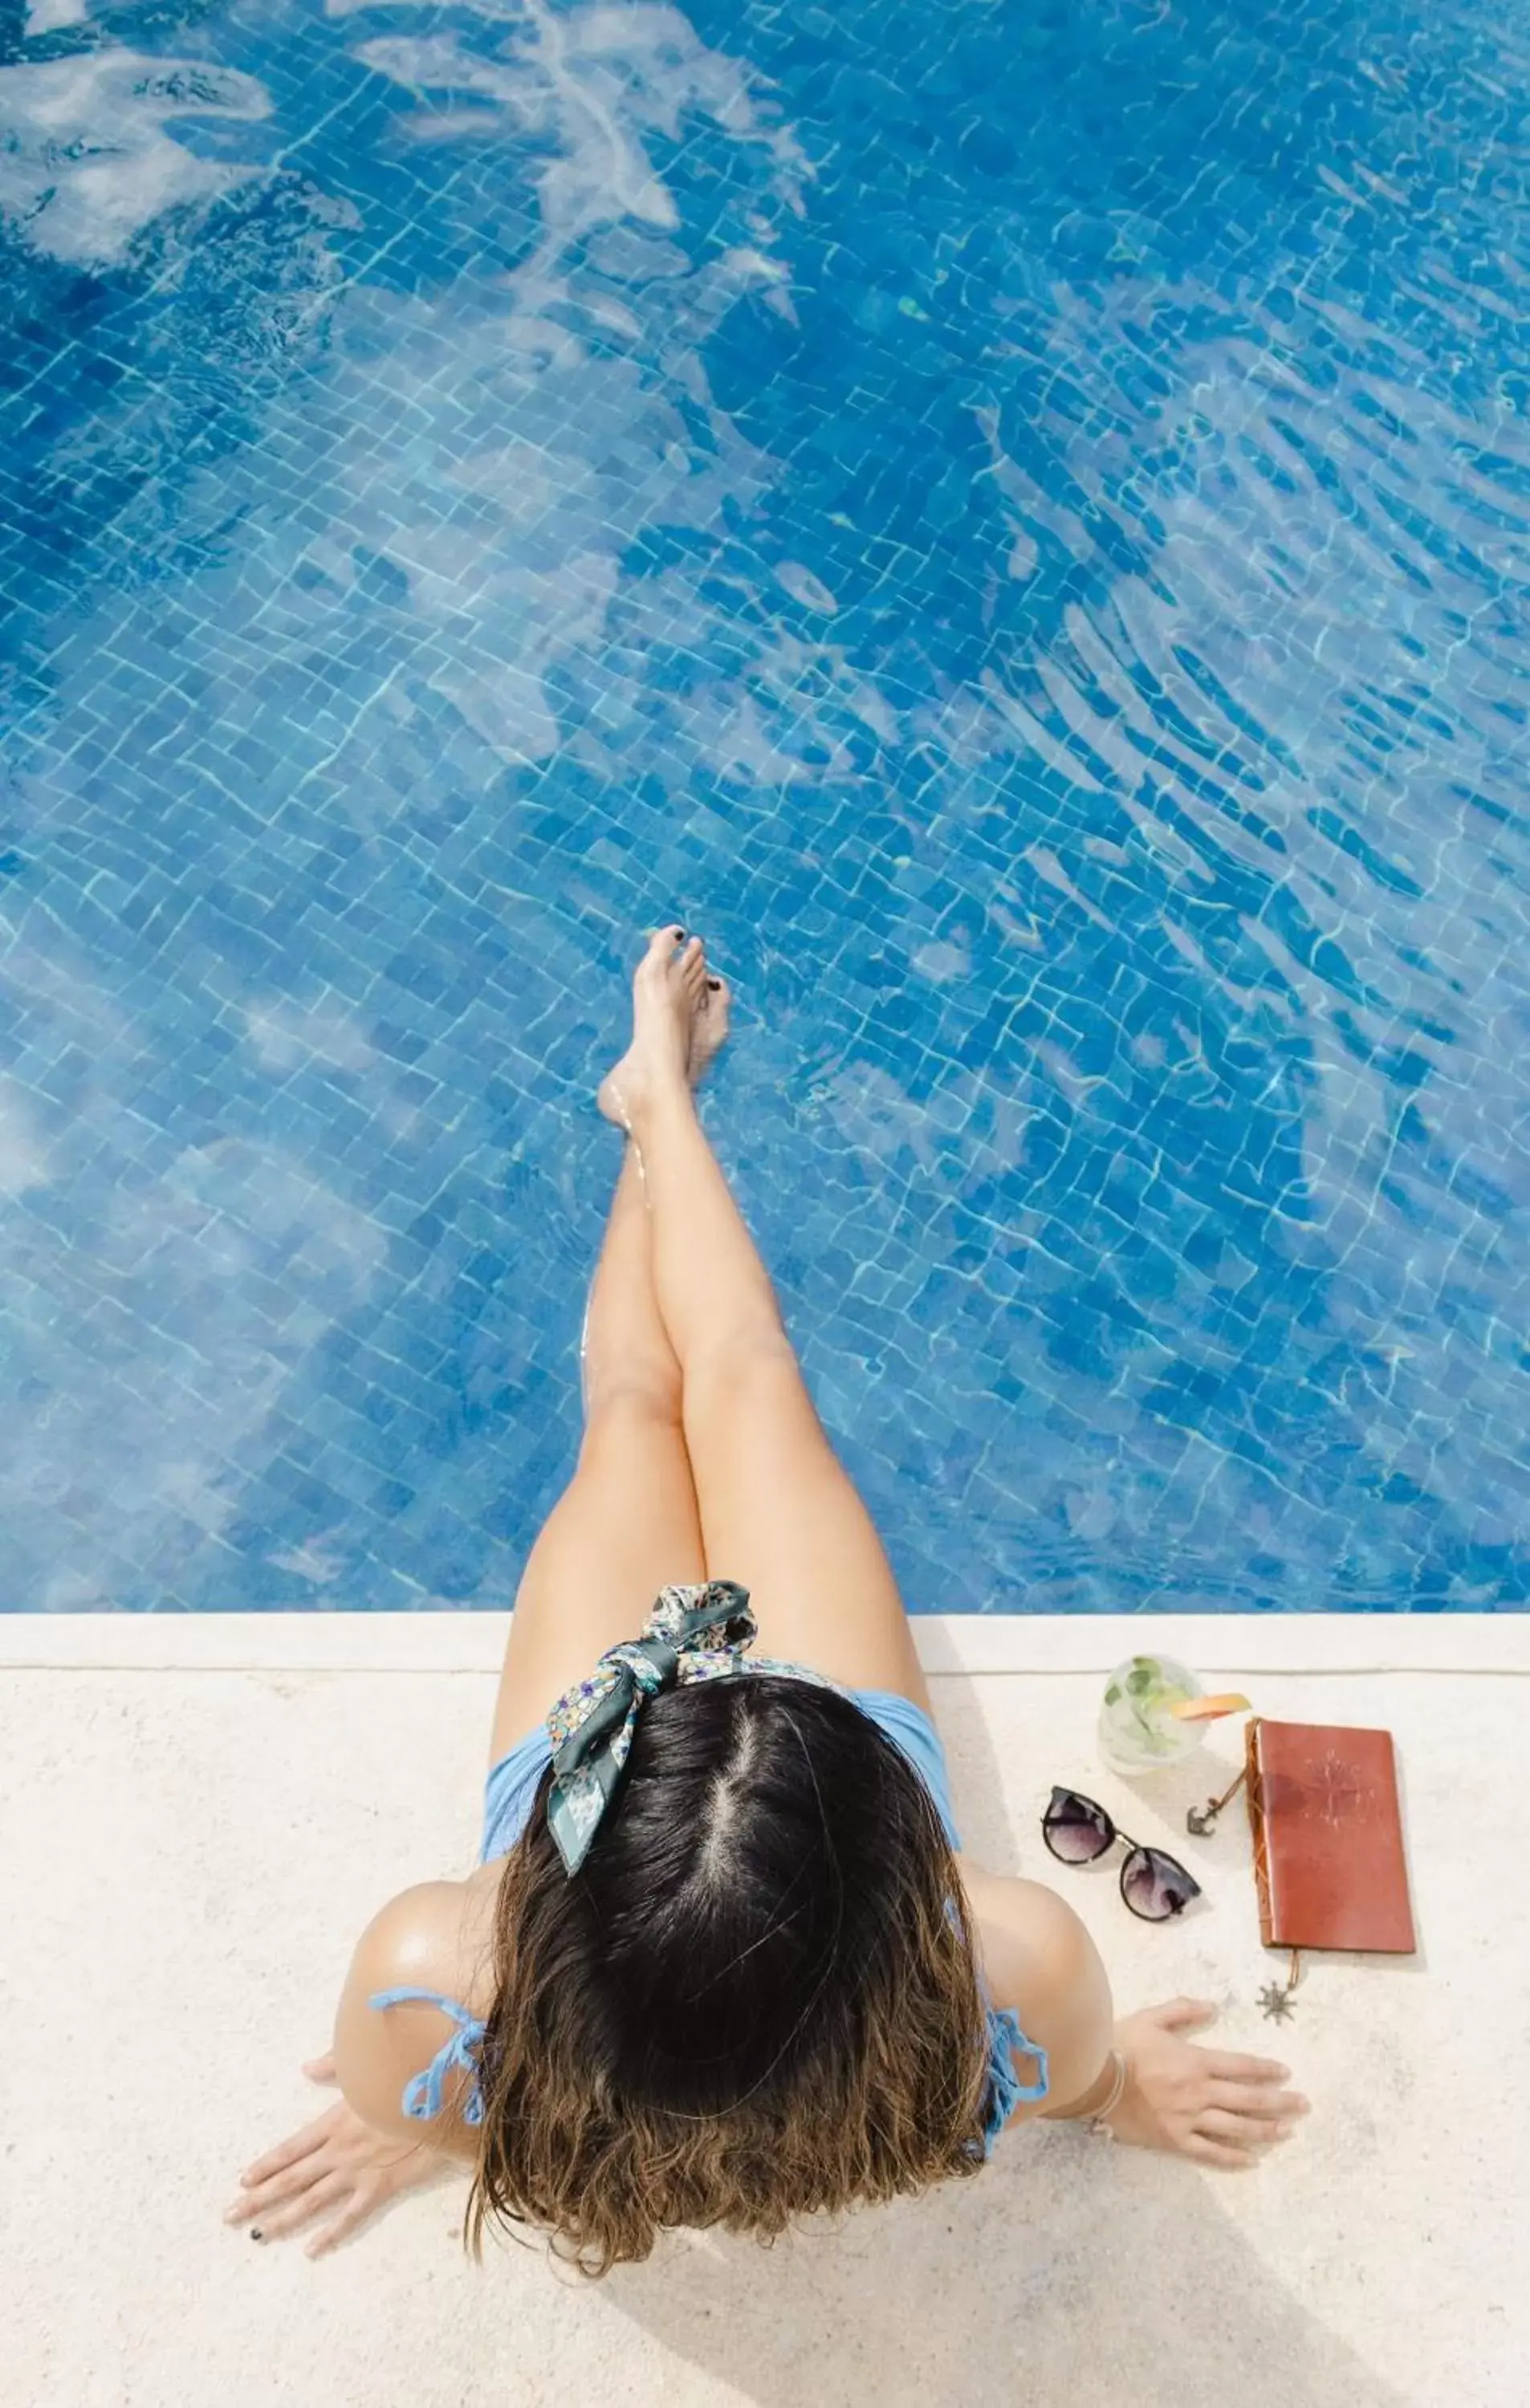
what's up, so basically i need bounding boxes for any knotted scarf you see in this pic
[545,1579,828,1873]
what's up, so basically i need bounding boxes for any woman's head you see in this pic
[467,1675,989,2273]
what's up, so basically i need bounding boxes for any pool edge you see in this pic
[3,1609,1526,1674]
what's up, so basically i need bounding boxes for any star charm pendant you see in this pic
[1257,1983,1296,2024]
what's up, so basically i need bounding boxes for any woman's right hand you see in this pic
[1104,1997,1310,2167]
[225,2052,453,2256]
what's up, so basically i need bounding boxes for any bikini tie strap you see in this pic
[368,1987,487,2125]
[545,1580,828,1874]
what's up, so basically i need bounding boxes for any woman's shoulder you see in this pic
[331,1877,498,2154]
[958,1861,1097,1995]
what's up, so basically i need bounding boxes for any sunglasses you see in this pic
[1042,1787,1202,1922]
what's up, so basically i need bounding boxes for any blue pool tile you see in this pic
[1,0,1528,1613]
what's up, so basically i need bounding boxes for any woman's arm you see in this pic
[962,1861,1311,2163]
[960,1860,1117,2117]
[224,1883,479,2255]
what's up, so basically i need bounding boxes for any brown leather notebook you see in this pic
[1244,1717,1416,1955]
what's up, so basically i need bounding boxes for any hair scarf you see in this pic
[546,1580,830,1873]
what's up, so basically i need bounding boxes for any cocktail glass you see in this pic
[1097,1653,1207,1777]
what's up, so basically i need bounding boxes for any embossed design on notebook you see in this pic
[1300,1747,1378,1829]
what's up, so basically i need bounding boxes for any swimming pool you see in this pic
[1,0,1526,1613]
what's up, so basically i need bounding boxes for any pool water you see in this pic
[1,0,1526,1613]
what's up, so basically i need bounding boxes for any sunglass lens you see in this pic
[1121,1847,1202,1922]
[1043,1789,1113,1864]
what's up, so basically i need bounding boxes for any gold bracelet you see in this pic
[1086,2048,1129,2141]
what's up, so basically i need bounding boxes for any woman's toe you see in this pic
[641,924,685,974]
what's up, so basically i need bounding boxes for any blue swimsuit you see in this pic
[371,1687,1050,2151]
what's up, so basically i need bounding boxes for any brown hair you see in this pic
[464,1674,991,2276]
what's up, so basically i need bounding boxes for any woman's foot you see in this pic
[598,927,727,1132]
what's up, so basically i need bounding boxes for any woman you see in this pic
[226,928,1306,2271]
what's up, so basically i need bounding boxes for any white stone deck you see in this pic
[6,1612,1527,2408]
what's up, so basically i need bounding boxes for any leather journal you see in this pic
[1243,1716,1416,1956]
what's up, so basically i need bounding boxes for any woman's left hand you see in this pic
[1105,1997,1309,2166]
[225,2052,454,2257]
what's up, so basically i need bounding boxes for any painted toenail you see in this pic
[707,978,721,990]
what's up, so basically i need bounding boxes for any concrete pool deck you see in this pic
[6,1611,1527,2408]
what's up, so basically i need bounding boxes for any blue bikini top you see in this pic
[368,1987,1046,2149]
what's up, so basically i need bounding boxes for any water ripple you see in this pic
[0,0,1526,1609]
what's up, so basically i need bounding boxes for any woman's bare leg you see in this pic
[598,928,929,1712]
[486,950,729,1763]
